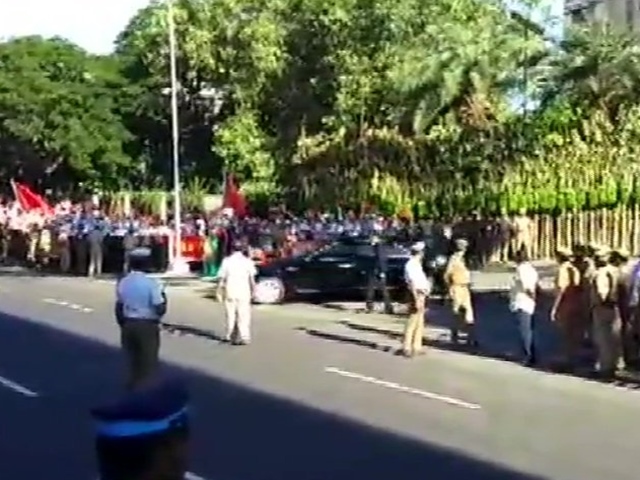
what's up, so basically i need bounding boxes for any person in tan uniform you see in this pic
[37,222,52,268]
[57,224,71,273]
[444,238,476,346]
[573,243,597,346]
[551,247,582,369]
[512,209,533,260]
[26,223,39,264]
[590,248,623,378]
[611,249,635,368]
[0,221,9,263]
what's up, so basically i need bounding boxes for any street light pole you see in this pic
[167,0,189,275]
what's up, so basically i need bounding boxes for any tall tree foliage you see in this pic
[0,36,134,190]
[3,0,640,214]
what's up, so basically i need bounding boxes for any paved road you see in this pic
[0,270,638,480]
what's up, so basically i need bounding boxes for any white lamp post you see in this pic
[166,0,190,275]
[163,0,226,275]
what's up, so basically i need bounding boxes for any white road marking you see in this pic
[42,298,93,313]
[98,473,208,480]
[325,366,481,410]
[0,374,39,397]
[185,473,209,480]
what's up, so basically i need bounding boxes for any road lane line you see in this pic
[0,374,39,397]
[43,298,61,305]
[325,366,481,410]
[98,471,207,480]
[42,298,93,313]
[185,473,208,480]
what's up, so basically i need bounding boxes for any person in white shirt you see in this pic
[509,248,539,366]
[402,241,431,357]
[216,240,257,345]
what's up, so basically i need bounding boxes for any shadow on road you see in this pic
[0,309,550,480]
[303,290,640,388]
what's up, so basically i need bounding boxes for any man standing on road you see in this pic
[92,377,190,480]
[444,238,476,346]
[365,234,393,315]
[402,241,430,358]
[611,249,636,369]
[625,253,640,367]
[551,247,582,369]
[591,248,623,379]
[116,247,167,389]
[216,240,257,345]
[509,249,539,366]
[88,223,105,277]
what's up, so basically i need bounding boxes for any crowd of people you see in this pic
[546,244,639,378]
[420,240,640,380]
[0,195,535,278]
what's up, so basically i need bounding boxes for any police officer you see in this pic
[590,247,622,379]
[73,214,89,275]
[88,222,105,277]
[122,225,138,273]
[574,243,597,347]
[365,234,393,314]
[444,238,476,346]
[402,241,430,357]
[612,248,635,368]
[551,247,582,368]
[57,220,72,273]
[92,377,190,480]
[116,247,167,389]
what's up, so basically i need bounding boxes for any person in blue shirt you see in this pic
[116,247,167,389]
[92,377,189,480]
[73,214,94,275]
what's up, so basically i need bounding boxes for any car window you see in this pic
[302,243,355,261]
[354,245,374,256]
[319,244,357,257]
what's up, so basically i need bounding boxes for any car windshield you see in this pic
[303,240,409,260]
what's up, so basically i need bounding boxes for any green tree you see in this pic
[537,25,640,120]
[0,36,134,190]
[116,0,289,186]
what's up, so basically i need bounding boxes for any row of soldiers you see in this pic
[553,243,640,377]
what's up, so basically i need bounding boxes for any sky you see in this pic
[0,0,152,54]
[0,0,563,55]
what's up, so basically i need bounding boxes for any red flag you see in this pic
[223,173,247,217]
[11,180,54,216]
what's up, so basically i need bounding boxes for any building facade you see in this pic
[565,0,640,30]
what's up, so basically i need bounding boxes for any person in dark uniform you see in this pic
[115,247,167,390]
[92,377,190,480]
[365,234,393,314]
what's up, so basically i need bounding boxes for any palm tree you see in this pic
[537,25,640,120]
[388,5,547,133]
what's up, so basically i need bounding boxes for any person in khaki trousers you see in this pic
[216,241,257,346]
[402,242,430,358]
[551,247,582,369]
[88,225,105,277]
[444,238,476,345]
[590,248,623,379]
[512,209,533,260]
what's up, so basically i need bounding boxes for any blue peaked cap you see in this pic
[91,378,189,438]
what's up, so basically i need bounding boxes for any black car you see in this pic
[252,236,449,304]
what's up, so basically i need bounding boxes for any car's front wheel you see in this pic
[253,277,286,304]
